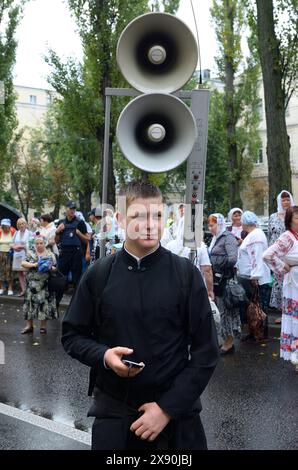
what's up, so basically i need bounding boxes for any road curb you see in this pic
[0,295,70,310]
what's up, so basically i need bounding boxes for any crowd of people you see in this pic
[0,201,123,334]
[1,188,297,372]
[163,190,298,373]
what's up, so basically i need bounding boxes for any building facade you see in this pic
[15,84,53,131]
[241,83,298,215]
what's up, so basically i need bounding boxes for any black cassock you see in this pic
[62,245,219,450]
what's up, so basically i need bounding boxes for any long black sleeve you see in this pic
[156,265,219,419]
[61,267,109,369]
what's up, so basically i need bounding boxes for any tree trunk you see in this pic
[52,202,60,220]
[256,0,291,214]
[224,0,242,208]
[78,191,92,218]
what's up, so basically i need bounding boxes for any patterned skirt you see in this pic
[0,251,14,282]
[270,276,283,310]
[280,298,298,364]
[23,271,58,321]
[215,296,242,340]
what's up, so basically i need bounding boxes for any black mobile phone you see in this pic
[122,359,144,369]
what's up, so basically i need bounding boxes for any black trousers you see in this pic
[58,247,82,285]
[56,248,82,306]
[91,414,207,451]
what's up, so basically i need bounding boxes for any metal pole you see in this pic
[100,94,111,258]
[184,89,210,258]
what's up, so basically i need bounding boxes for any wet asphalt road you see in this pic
[0,298,297,450]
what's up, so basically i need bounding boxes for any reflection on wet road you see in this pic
[0,300,297,449]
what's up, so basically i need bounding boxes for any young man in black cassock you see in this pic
[62,181,219,450]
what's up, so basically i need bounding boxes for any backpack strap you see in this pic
[172,254,194,337]
[88,253,117,396]
[93,253,117,302]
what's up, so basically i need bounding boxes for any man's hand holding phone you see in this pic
[104,347,145,377]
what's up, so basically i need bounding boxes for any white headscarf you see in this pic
[228,207,243,223]
[209,213,226,252]
[277,190,294,214]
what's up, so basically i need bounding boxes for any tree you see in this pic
[211,0,261,208]
[254,0,297,214]
[8,129,47,219]
[28,112,73,219]
[205,89,229,215]
[0,0,23,200]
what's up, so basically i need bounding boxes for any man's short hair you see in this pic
[40,213,53,223]
[119,181,163,209]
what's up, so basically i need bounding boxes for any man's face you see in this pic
[124,197,164,251]
[66,207,76,218]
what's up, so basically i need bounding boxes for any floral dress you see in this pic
[268,213,286,309]
[263,231,298,365]
[23,250,58,321]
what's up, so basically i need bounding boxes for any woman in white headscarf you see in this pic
[263,206,298,372]
[227,208,247,245]
[237,211,271,341]
[208,213,240,354]
[268,190,294,317]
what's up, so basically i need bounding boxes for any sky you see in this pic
[14,0,217,89]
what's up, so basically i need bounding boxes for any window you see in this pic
[255,148,263,164]
[46,94,52,105]
[29,95,37,104]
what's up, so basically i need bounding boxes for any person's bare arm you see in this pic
[76,229,90,244]
[22,260,37,269]
[55,223,65,243]
[201,265,214,300]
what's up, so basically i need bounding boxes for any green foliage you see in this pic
[210,0,261,208]
[205,89,229,215]
[0,1,23,187]
[150,0,180,13]
[245,0,298,108]
[7,129,47,218]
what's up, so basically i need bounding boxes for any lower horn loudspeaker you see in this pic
[116,93,197,173]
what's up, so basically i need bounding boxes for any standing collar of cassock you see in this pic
[121,243,163,270]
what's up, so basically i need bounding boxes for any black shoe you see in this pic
[241,334,256,343]
[219,344,235,355]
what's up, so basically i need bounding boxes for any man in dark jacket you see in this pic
[55,201,88,285]
[62,181,219,450]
